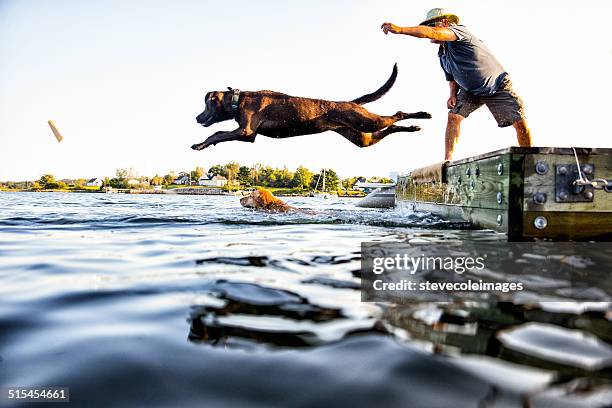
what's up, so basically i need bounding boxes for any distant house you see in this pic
[198,174,227,187]
[86,178,103,187]
[175,175,191,185]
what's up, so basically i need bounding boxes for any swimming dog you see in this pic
[240,189,305,213]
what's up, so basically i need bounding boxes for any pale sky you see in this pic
[1,0,611,181]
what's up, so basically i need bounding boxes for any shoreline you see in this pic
[0,189,366,198]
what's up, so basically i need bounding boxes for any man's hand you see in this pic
[447,81,459,109]
[381,22,401,35]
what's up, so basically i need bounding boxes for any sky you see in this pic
[1,0,611,181]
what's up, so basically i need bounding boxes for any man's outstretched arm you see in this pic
[380,23,457,41]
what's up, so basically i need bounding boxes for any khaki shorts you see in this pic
[450,77,525,128]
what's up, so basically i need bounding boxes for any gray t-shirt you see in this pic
[438,25,507,96]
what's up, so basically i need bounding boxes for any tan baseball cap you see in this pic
[420,8,459,26]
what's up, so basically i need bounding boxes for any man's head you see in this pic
[420,8,459,28]
[420,8,459,44]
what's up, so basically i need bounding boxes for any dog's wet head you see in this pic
[196,91,233,127]
[240,191,259,208]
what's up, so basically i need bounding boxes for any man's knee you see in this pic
[512,118,532,147]
[447,112,464,126]
[512,118,528,130]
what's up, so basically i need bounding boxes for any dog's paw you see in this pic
[408,125,421,132]
[414,111,432,119]
[191,143,205,151]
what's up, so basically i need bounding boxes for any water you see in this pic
[0,192,610,407]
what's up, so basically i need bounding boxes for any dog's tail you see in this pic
[351,63,398,105]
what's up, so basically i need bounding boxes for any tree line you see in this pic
[1,163,392,192]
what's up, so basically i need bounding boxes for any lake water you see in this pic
[0,192,610,407]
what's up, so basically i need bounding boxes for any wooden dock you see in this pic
[396,147,612,240]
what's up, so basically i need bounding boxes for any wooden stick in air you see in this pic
[48,120,63,143]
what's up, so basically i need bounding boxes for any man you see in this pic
[381,8,532,160]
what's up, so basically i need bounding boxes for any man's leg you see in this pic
[512,118,532,147]
[445,113,464,160]
[486,77,531,147]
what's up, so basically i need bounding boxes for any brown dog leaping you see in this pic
[192,64,431,150]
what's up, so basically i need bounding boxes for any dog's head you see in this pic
[196,88,235,127]
[239,190,258,208]
[240,189,286,210]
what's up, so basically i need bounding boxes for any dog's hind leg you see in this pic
[329,108,431,133]
[378,124,422,135]
[191,128,256,150]
[334,125,420,148]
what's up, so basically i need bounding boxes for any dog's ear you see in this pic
[227,87,233,92]
[253,191,263,207]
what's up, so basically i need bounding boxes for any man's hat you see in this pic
[420,8,459,26]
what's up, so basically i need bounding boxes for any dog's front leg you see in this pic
[191,128,255,150]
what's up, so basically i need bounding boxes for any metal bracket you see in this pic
[555,164,595,203]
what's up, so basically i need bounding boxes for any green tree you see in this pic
[324,169,339,191]
[311,169,339,191]
[224,162,240,187]
[151,174,163,186]
[110,169,130,188]
[310,173,321,190]
[238,166,251,186]
[292,166,313,190]
[249,163,262,186]
[115,168,128,181]
[270,168,283,187]
[280,167,293,187]
[191,166,204,181]
[342,176,362,190]
[38,174,55,188]
[259,166,274,187]
[163,174,174,185]
[109,178,128,188]
[208,164,227,177]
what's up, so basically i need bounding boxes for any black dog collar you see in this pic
[230,89,241,112]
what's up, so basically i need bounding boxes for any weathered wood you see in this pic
[445,155,510,209]
[507,153,526,239]
[397,147,612,241]
[402,201,507,232]
[522,211,612,239]
[523,153,612,212]
[447,147,612,165]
